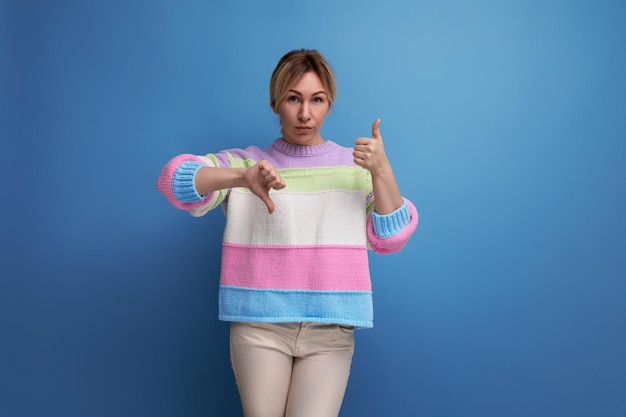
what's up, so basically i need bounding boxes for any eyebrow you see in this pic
[288,89,327,96]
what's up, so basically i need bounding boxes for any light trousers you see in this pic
[230,322,355,417]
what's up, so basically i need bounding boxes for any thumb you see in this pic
[372,118,382,140]
[259,191,276,214]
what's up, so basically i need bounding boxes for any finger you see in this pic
[353,149,367,161]
[269,179,286,190]
[260,193,275,214]
[371,118,382,140]
[353,155,366,168]
[257,160,273,177]
[263,170,285,190]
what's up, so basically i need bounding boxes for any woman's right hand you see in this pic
[243,160,286,214]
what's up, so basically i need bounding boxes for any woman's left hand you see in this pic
[353,119,392,177]
[353,118,404,214]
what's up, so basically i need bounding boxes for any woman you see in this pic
[157,49,418,417]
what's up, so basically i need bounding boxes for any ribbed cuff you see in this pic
[173,161,206,203]
[371,199,412,238]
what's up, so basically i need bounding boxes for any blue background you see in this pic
[2,1,625,416]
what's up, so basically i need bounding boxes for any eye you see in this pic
[288,96,300,103]
[312,97,325,104]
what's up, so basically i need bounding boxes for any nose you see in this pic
[298,103,311,121]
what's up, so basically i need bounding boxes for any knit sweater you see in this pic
[157,138,418,328]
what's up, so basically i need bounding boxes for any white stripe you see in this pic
[223,189,368,246]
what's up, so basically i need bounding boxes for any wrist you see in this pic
[235,167,248,188]
[370,164,394,180]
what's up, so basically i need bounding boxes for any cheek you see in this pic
[278,105,297,120]
[275,109,289,125]
[315,107,330,120]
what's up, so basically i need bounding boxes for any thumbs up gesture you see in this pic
[353,119,392,177]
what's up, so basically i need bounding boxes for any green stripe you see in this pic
[226,154,257,168]
[212,154,373,199]
[366,197,375,216]
[279,166,372,192]
[219,154,373,193]
[208,189,228,210]
[204,154,221,167]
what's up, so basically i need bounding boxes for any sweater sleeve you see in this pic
[156,153,221,215]
[367,198,418,254]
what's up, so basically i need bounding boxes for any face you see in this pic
[275,71,331,146]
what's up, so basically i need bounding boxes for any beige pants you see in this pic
[230,322,355,417]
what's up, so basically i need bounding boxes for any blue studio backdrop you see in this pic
[2,1,625,416]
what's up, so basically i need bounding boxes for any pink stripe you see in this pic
[367,199,419,254]
[156,154,215,210]
[220,245,372,291]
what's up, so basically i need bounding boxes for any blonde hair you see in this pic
[269,49,337,112]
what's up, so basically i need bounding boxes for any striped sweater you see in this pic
[157,138,418,328]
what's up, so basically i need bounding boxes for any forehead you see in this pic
[289,72,326,93]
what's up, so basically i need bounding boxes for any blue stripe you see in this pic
[218,286,374,329]
[173,161,205,202]
[371,199,412,238]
